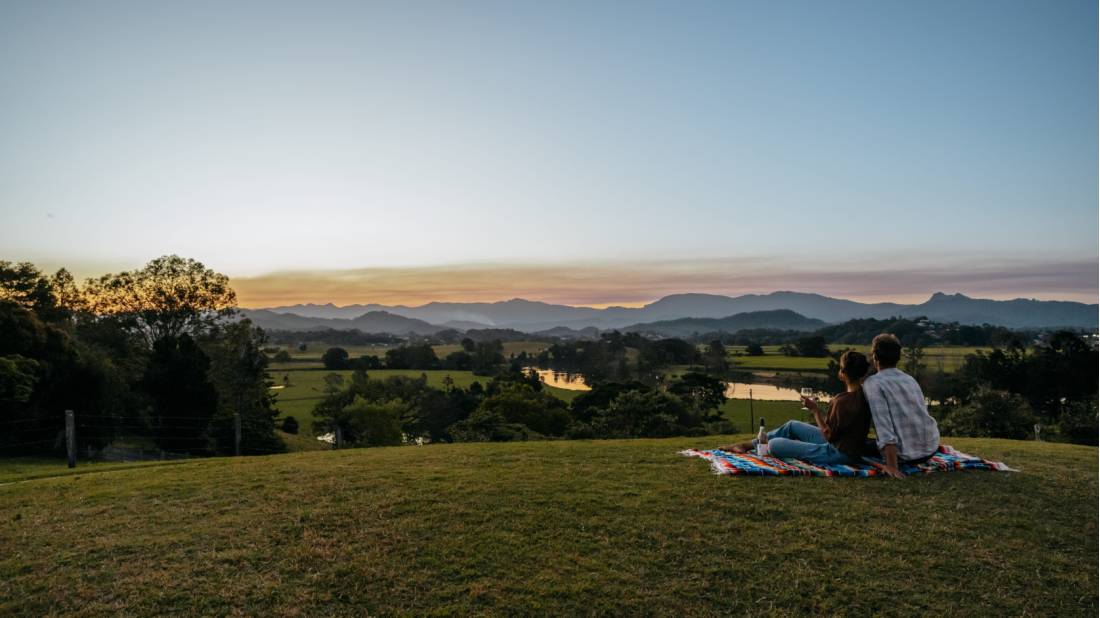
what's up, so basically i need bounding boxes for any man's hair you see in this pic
[871,333,902,367]
[839,350,871,380]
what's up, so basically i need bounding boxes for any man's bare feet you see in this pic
[717,441,754,453]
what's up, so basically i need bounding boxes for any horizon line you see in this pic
[238,289,1099,311]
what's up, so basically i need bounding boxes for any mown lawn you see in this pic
[0,437,1094,616]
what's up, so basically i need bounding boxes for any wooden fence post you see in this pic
[748,389,754,432]
[65,409,75,469]
[234,412,242,456]
[334,425,343,450]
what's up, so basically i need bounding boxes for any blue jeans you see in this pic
[753,421,860,465]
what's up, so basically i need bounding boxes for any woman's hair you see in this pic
[839,350,871,381]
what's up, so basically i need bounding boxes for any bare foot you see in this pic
[718,441,754,454]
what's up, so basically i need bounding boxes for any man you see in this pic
[863,333,940,479]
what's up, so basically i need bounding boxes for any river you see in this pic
[525,367,817,401]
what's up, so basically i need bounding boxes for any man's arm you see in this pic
[863,379,906,479]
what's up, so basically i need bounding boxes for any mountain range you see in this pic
[239,291,1098,334]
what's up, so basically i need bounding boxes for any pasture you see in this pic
[1,437,1094,615]
[268,340,552,372]
[271,369,579,429]
[725,345,989,373]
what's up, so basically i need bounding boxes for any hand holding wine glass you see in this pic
[799,387,816,412]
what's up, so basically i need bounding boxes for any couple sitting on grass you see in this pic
[720,333,940,479]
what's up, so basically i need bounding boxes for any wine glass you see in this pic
[799,387,814,411]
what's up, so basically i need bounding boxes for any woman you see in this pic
[720,351,875,465]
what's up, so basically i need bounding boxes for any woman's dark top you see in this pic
[821,388,874,457]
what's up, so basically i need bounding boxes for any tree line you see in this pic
[310,368,733,446]
[318,338,509,375]
[1,257,283,456]
[698,317,1040,348]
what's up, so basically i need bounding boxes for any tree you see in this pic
[703,340,729,376]
[937,388,1037,440]
[349,354,383,370]
[338,397,406,447]
[323,373,345,395]
[442,350,472,370]
[745,343,764,356]
[1,301,125,454]
[461,338,476,353]
[590,390,688,438]
[201,321,284,455]
[473,385,570,436]
[570,381,647,423]
[403,388,464,443]
[795,336,829,357]
[82,256,237,346]
[471,341,504,375]
[903,344,926,380]
[384,344,440,370]
[273,350,292,363]
[281,416,300,434]
[0,261,79,322]
[0,354,37,403]
[667,372,726,419]
[140,334,219,453]
[322,347,350,370]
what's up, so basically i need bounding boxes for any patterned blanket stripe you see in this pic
[680,444,1016,477]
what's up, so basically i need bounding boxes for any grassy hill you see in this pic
[1,437,1095,615]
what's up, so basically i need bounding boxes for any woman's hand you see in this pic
[800,395,820,413]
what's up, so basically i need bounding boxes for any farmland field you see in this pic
[724,345,989,373]
[2,437,1094,615]
[271,369,579,429]
[270,340,551,368]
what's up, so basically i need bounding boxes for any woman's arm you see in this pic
[802,396,830,438]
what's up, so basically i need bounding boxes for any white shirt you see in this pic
[863,368,940,461]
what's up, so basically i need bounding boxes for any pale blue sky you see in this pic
[1,1,1096,304]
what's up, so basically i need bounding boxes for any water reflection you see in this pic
[525,367,827,402]
[721,380,827,400]
[526,368,591,391]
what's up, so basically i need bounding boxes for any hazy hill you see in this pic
[899,292,1098,328]
[622,309,826,337]
[254,291,1097,332]
[240,309,443,335]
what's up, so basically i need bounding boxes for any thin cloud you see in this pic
[231,259,1099,307]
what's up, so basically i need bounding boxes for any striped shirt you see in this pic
[863,368,940,462]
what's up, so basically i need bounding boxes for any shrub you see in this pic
[1056,400,1098,446]
[939,388,1037,440]
[340,396,406,447]
[322,347,350,370]
[280,416,299,434]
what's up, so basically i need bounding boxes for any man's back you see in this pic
[863,368,940,461]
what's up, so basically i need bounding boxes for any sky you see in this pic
[1,0,1096,307]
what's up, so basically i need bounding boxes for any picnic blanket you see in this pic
[679,444,1017,477]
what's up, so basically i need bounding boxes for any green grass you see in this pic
[725,346,990,373]
[273,341,550,366]
[1,437,1094,615]
[722,398,809,432]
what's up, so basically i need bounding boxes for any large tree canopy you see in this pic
[83,255,237,345]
